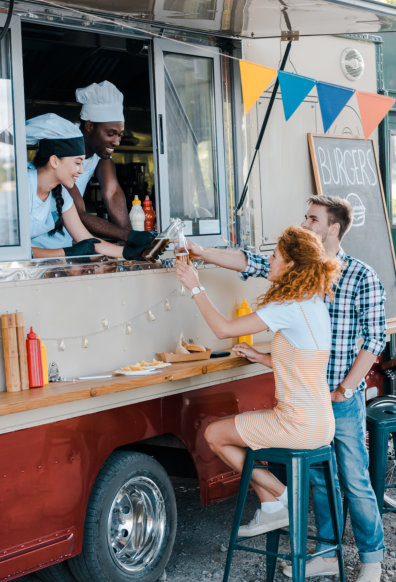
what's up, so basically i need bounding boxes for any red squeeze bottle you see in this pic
[26,327,44,388]
[143,195,156,231]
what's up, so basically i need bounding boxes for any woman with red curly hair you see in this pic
[176,226,341,536]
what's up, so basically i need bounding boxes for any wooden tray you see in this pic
[157,348,212,363]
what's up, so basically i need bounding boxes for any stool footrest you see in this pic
[234,544,290,561]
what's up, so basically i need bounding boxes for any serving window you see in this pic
[0,11,232,268]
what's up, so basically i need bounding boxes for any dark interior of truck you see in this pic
[21,22,154,219]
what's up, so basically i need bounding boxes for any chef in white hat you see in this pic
[61,80,155,253]
[26,112,141,260]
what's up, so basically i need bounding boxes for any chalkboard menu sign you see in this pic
[308,134,396,316]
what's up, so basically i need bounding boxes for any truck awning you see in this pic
[36,0,396,38]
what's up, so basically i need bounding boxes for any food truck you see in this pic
[0,1,396,581]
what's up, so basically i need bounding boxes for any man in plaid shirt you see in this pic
[188,195,386,582]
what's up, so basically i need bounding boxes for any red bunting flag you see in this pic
[356,91,396,139]
[239,60,277,114]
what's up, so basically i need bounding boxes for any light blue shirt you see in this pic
[59,154,100,246]
[256,296,331,350]
[28,162,74,249]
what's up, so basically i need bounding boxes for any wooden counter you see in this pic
[0,343,271,417]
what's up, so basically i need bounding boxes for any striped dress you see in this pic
[235,306,335,450]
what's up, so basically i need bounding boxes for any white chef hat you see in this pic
[76,80,124,122]
[26,113,85,157]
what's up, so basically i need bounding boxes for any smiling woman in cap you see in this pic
[26,112,145,260]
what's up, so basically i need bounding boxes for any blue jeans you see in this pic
[310,390,384,563]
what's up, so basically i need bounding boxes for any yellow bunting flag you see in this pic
[239,60,277,114]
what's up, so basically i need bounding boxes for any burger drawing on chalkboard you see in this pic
[346,193,366,227]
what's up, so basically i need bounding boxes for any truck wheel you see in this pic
[68,451,177,582]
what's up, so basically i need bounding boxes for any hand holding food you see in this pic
[175,262,200,291]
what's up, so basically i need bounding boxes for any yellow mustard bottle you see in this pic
[37,334,49,385]
[237,298,253,345]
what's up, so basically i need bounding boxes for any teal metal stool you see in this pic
[367,401,396,516]
[223,445,345,582]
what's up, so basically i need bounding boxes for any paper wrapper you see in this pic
[157,348,212,363]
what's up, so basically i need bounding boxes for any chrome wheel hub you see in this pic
[108,476,166,573]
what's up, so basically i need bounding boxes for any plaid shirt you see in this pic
[240,247,386,391]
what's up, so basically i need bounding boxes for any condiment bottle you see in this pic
[37,334,49,386]
[174,227,190,264]
[237,299,253,346]
[142,218,184,263]
[129,195,145,231]
[26,327,44,388]
[143,195,156,231]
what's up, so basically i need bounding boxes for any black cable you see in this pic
[236,41,292,213]
[0,0,15,43]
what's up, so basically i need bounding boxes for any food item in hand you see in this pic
[186,343,206,353]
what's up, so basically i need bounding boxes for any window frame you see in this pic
[0,14,30,261]
[153,38,228,245]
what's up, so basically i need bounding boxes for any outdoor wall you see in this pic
[241,35,378,248]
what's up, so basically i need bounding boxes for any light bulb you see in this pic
[164,298,171,311]
[179,285,186,296]
[81,337,89,348]
[58,340,66,351]
[147,310,156,322]
[101,318,109,329]
[125,322,132,334]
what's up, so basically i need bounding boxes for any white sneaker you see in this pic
[356,562,381,582]
[282,556,339,578]
[237,506,289,537]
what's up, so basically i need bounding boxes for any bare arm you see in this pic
[65,182,131,242]
[63,205,124,258]
[186,239,248,271]
[32,247,66,258]
[331,350,377,402]
[176,262,268,339]
[96,159,131,231]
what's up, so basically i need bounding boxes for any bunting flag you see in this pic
[239,60,277,114]
[356,91,396,139]
[316,82,355,133]
[277,71,316,121]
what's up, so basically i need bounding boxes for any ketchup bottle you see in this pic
[26,327,44,388]
[143,195,156,231]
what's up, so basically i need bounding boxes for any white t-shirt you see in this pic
[256,296,331,350]
[28,163,74,249]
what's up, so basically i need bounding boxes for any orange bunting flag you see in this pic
[239,60,277,114]
[356,91,396,139]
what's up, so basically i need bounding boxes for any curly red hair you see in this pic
[257,226,342,307]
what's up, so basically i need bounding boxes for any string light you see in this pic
[147,310,156,322]
[41,285,182,344]
[81,337,89,348]
[179,285,186,296]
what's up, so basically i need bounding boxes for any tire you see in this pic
[36,562,78,582]
[68,451,177,582]
[367,395,396,509]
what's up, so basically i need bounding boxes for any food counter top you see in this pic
[0,343,271,417]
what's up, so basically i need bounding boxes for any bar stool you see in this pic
[367,401,396,516]
[223,446,345,582]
